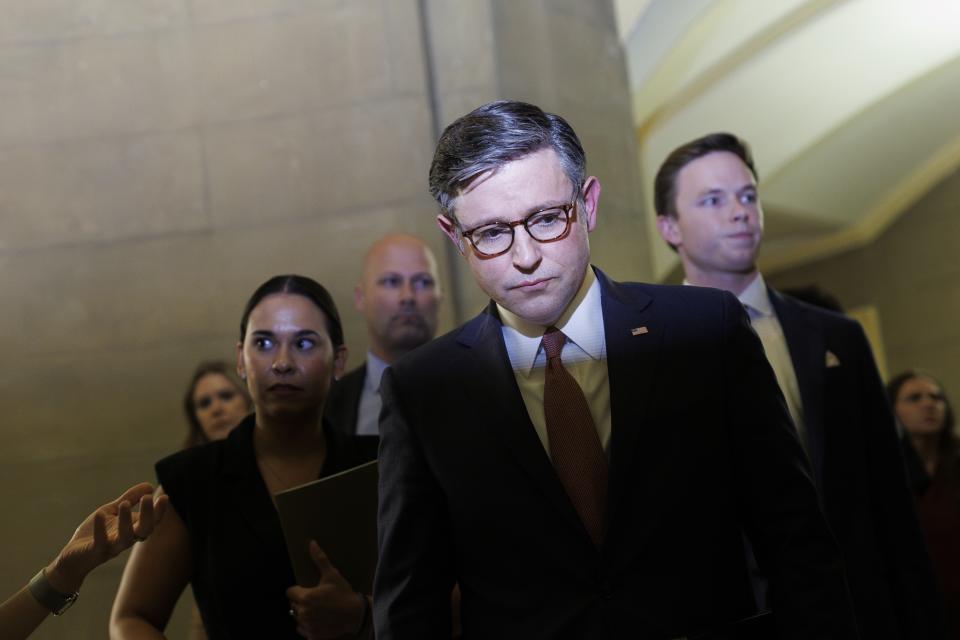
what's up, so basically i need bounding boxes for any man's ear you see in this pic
[353,283,365,312]
[437,214,465,256]
[656,214,682,248]
[580,176,601,232]
[333,345,349,381]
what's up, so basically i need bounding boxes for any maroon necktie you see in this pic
[542,326,608,547]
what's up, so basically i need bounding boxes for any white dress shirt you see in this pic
[355,351,389,436]
[497,268,612,456]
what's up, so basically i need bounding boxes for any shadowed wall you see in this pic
[0,1,646,637]
[768,164,960,400]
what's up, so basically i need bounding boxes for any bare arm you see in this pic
[109,486,193,640]
[189,605,208,640]
[0,482,166,640]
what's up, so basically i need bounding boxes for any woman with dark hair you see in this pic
[111,275,376,639]
[888,370,960,638]
[182,361,251,449]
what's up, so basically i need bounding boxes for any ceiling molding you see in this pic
[614,0,653,41]
[762,52,960,188]
[633,0,845,142]
[761,129,960,274]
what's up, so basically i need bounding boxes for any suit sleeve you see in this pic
[373,367,454,640]
[719,291,859,639]
[850,322,946,637]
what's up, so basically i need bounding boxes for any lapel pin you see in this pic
[631,326,648,336]
[825,350,841,368]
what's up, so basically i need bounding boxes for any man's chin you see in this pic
[387,329,432,352]
[505,298,566,327]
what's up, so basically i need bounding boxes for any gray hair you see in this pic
[428,100,586,219]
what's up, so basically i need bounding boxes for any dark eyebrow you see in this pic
[696,185,756,198]
[472,200,571,227]
[249,329,320,337]
[696,188,725,198]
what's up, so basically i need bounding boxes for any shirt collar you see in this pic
[497,267,604,375]
[682,273,772,318]
[736,272,773,318]
[363,351,390,391]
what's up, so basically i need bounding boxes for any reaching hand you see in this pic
[46,482,168,594]
[287,541,367,639]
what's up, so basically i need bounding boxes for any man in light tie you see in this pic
[654,131,943,640]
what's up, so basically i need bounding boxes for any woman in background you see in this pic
[111,275,375,639]
[888,370,960,639]
[182,360,252,448]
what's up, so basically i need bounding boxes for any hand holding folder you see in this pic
[274,460,379,592]
[285,540,372,638]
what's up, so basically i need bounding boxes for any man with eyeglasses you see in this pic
[325,233,442,437]
[373,101,858,639]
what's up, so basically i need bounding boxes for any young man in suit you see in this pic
[654,132,944,639]
[325,233,441,435]
[374,101,858,639]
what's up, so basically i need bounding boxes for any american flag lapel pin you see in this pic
[631,326,648,336]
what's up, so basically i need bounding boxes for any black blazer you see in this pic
[374,269,857,640]
[325,364,367,435]
[769,289,944,639]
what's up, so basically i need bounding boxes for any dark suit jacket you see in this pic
[324,365,380,461]
[325,364,367,436]
[769,290,944,639]
[374,269,857,640]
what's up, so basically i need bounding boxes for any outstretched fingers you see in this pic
[133,492,155,540]
[112,482,155,510]
[115,500,135,550]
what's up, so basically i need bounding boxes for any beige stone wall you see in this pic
[768,166,960,401]
[0,1,645,637]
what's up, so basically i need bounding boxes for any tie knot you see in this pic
[542,326,567,360]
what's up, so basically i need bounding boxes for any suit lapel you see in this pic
[325,364,365,435]
[769,289,826,485]
[596,271,663,529]
[457,304,587,538]
[344,363,365,432]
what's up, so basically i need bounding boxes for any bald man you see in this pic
[326,234,443,436]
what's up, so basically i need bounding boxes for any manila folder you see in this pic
[274,459,378,592]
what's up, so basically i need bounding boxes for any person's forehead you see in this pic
[677,151,755,190]
[247,293,326,328]
[365,243,437,281]
[455,148,571,223]
[903,376,941,393]
[194,372,233,394]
